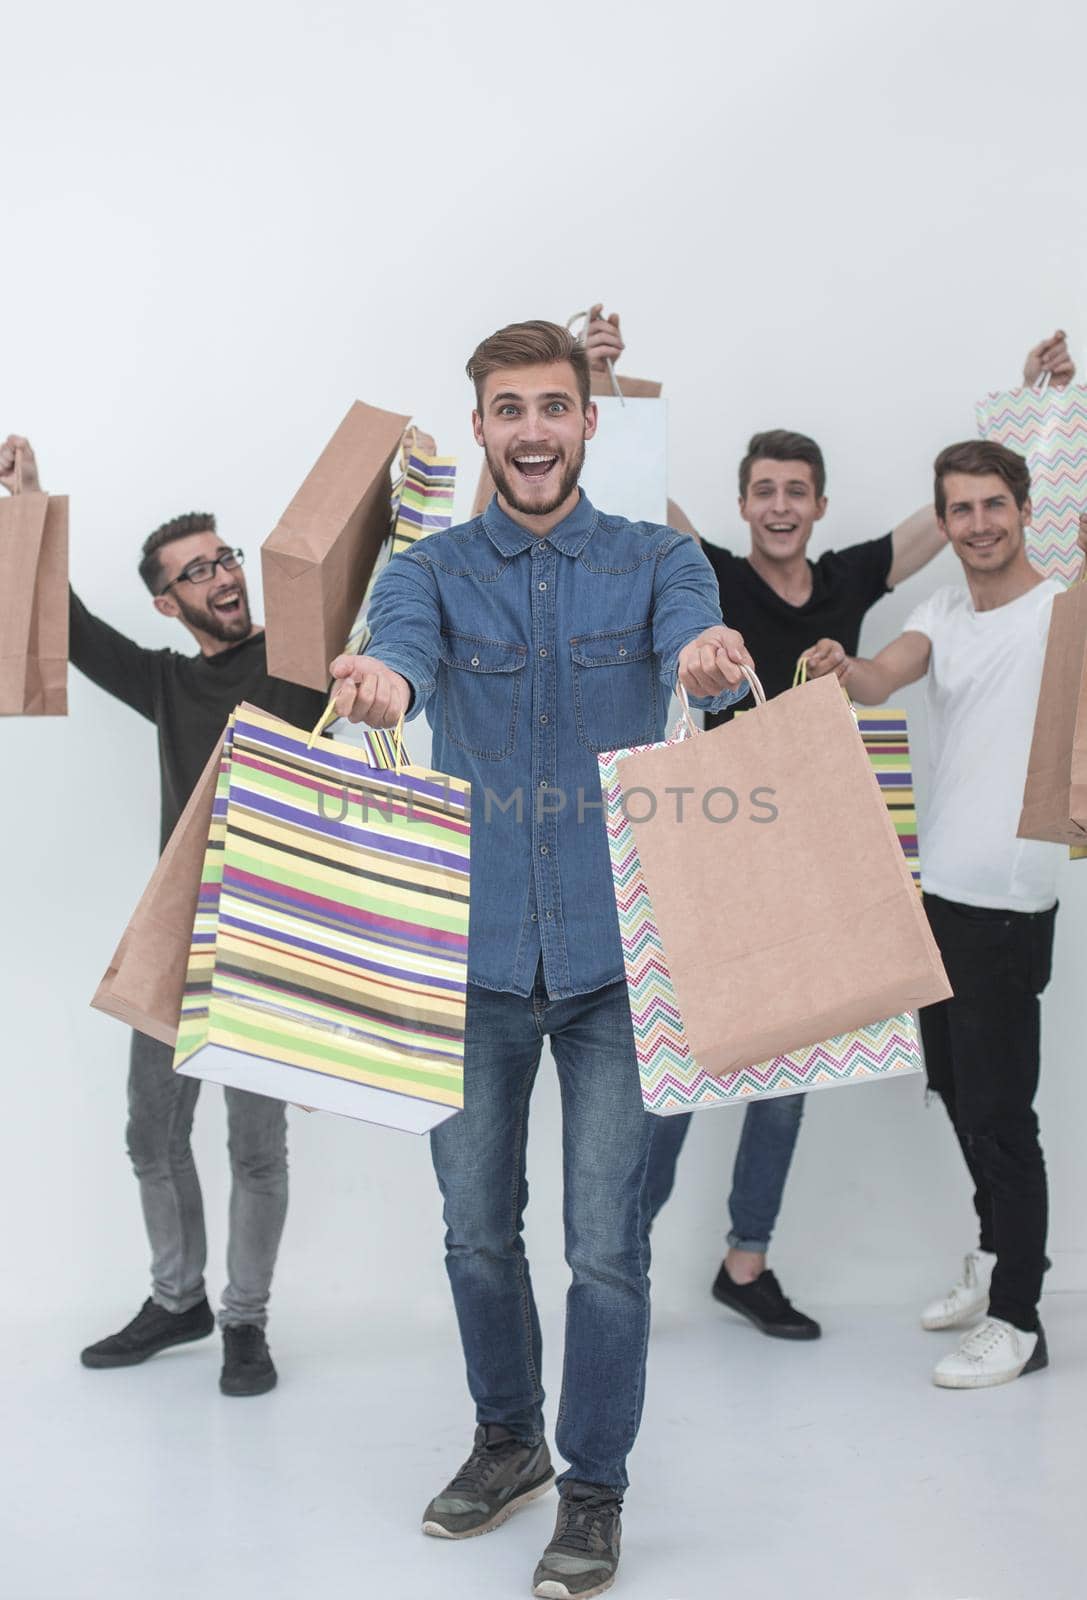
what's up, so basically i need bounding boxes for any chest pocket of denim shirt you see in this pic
[439,631,528,761]
[570,621,658,753]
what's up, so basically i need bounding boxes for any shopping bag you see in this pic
[0,451,68,715]
[346,437,457,659]
[261,400,411,691]
[580,396,668,525]
[600,713,922,1115]
[91,739,224,1045]
[976,378,1087,584]
[856,709,921,890]
[614,674,949,1078]
[1017,578,1087,845]
[173,703,470,1133]
[389,437,457,554]
[790,659,922,891]
[90,720,407,1044]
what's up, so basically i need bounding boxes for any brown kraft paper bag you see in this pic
[262,400,411,691]
[0,472,68,715]
[616,674,951,1077]
[91,737,223,1045]
[1017,580,1087,846]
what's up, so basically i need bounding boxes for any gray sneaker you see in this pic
[422,1424,555,1539]
[532,1484,622,1599]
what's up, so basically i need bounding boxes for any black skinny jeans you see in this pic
[919,893,1056,1333]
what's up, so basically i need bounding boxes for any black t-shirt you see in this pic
[700,534,894,727]
[70,591,327,848]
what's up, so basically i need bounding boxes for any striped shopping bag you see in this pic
[856,709,920,890]
[174,703,471,1133]
[345,439,457,659]
[389,439,457,554]
[976,378,1087,584]
[599,722,922,1116]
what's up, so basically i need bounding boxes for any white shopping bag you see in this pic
[579,395,669,526]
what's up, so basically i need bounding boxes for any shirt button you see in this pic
[538,581,547,591]
[531,912,538,922]
[546,910,554,919]
[470,656,480,666]
[539,648,548,658]
[540,714,548,724]
[618,647,627,657]
[540,845,549,856]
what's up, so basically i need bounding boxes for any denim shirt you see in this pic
[366,491,746,998]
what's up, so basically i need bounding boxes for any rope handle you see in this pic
[307,695,406,775]
[793,651,854,701]
[566,309,625,406]
[676,663,766,734]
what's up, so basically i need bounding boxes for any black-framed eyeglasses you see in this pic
[158,548,245,597]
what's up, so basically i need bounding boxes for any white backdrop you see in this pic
[3,0,1086,1348]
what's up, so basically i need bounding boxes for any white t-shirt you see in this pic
[904,579,1063,912]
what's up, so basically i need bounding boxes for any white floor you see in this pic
[4,1294,1083,1600]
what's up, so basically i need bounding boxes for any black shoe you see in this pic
[712,1264,821,1341]
[219,1324,278,1396]
[422,1424,555,1539]
[533,1483,622,1599]
[81,1297,215,1368]
[1025,1322,1049,1375]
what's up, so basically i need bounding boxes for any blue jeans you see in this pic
[644,1094,805,1252]
[430,969,652,1493]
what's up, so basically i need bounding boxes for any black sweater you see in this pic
[69,591,327,849]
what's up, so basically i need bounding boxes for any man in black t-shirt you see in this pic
[2,434,327,1398]
[644,331,1071,1343]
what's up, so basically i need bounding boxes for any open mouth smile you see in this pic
[210,589,244,617]
[512,453,559,482]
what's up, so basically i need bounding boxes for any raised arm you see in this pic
[888,330,1077,588]
[888,504,945,587]
[2,432,160,719]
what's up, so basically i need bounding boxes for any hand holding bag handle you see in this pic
[675,664,766,736]
[567,308,625,405]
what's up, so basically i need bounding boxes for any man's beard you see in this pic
[487,440,585,518]
[177,590,252,644]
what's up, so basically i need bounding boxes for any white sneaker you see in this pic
[920,1250,996,1330]
[932,1317,1048,1389]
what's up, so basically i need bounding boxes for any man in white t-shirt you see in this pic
[805,437,1076,1389]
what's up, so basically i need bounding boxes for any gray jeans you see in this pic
[126,1030,288,1328]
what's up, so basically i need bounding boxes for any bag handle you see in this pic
[676,663,765,733]
[566,309,625,406]
[307,693,407,773]
[794,650,856,704]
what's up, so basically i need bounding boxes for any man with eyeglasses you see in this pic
[1,435,326,1397]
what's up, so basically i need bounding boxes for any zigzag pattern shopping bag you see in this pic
[976,380,1087,584]
[599,726,922,1116]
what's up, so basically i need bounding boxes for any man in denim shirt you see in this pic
[331,320,750,1599]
